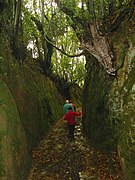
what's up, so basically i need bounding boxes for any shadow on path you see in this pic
[28,114,123,180]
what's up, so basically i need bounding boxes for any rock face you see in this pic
[82,13,135,179]
[0,39,65,179]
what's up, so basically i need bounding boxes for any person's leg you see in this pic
[70,125,75,140]
[68,124,72,137]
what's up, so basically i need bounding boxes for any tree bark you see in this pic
[13,0,22,38]
[81,22,116,75]
[56,2,134,76]
[60,6,116,75]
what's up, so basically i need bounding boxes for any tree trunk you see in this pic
[108,0,114,15]
[57,2,133,76]
[13,0,22,38]
[60,6,116,75]
[81,22,116,75]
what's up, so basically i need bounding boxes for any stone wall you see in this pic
[0,39,64,179]
[82,12,135,179]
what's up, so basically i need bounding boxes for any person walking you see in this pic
[64,106,82,141]
[70,101,76,112]
[63,99,74,114]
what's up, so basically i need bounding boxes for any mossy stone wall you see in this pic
[82,13,135,179]
[0,38,64,179]
[0,79,29,179]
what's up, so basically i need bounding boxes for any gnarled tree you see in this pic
[55,0,134,75]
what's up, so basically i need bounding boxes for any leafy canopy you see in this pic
[22,0,86,86]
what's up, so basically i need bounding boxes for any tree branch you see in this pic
[60,6,85,26]
[31,16,84,58]
[104,7,134,33]
[44,36,84,58]
[13,0,22,37]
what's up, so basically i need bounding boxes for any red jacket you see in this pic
[64,110,81,125]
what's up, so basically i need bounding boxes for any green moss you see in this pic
[0,28,83,179]
[116,45,129,71]
[124,65,135,92]
[83,14,135,178]
[0,60,65,179]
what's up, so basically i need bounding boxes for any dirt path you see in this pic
[28,115,123,180]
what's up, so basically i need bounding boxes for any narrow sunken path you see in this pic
[28,112,123,180]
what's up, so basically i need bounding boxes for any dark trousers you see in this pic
[68,124,75,139]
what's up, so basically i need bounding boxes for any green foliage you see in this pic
[22,0,86,86]
[61,0,130,18]
[21,0,131,86]
[51,27,85,86]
